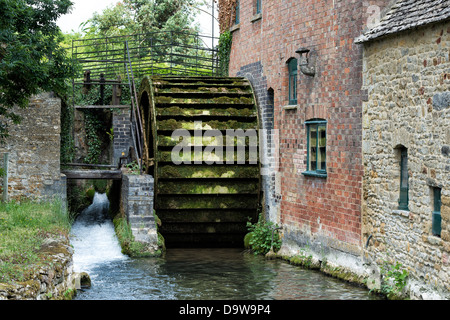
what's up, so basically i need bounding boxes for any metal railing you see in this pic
[125,41,144,174]
[71,31,220,82]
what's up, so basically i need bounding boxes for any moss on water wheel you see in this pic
[139,76,261,248]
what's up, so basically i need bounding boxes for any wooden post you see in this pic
[82,70,91,94]
[2,152,8,202]
[112,75,122,105]
[100,73,105,105]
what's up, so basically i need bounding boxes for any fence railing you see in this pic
[71,31,220,82]
[125,41,144,174]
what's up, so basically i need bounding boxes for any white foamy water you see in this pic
[70,193,128,274]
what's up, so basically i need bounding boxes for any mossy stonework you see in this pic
[0,237,79,300]
[138,76,261,247]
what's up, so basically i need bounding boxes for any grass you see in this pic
[0,200,72,283]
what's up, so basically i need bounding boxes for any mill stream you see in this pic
[69,193,380,300]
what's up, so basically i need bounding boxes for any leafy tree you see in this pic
[0,0,75,141]
[84,0,206,37]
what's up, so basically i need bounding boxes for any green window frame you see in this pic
[235,0,240,24]
[288,58,297,105]
[398,147,409,211]
[303,119,327,178]
[256,0,261,14]
[432,187,442,237]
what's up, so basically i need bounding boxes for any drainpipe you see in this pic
[271,226,282,249]
[266,226,282,259]
[365,234,373,248]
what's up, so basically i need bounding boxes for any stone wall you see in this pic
[112,108,132,166]
[361,20,450,299]
[120,173,158,252]
[0,237,78,300]
[0,92,66,204]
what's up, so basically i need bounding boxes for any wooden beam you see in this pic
[62,163,117,168]
[74,105,130,109]
[62,170,122,180]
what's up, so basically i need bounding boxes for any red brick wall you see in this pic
[227,0,390,253]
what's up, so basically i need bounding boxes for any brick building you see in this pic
[221,0,392,272]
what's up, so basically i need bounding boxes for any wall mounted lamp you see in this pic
[296,47,316,77]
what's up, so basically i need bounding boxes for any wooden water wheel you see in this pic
[138,76,261,247]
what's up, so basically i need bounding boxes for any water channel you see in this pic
[70,193,381,300]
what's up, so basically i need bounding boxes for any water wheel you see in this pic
[138,76,261,247]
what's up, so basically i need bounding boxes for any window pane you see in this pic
[317,125,326,171]
[288,59,297,105]
[400,149,408,187]
[289,74,297,104]
[434,187,441,212]
[432,187,442,236]
[308,125,317,171]
[398,147,409,210]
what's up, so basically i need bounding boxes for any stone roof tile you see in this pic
[355,0,450,43]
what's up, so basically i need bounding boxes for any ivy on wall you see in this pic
[218,30,232,76]
[83,109,105,164]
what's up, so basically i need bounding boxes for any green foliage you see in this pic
[0,200,72,283]
[218,30,232,76]
[60,96,75,165]
[0,0,75,142]
[113,215,163,257]
[78,0,204,39]
[85,187,96,202]
[83,110,105,164]
[380,260,409,299]
[246,214,281,256]
[124,161,142,174]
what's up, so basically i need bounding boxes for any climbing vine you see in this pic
[83,109,105,164]
[218,30,232,76]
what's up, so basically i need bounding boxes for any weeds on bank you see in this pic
[380,260,409,299]
[113,215,164,258]
[0,200,72,283]
[245,214,282,256]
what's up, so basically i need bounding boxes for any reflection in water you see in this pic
[71,194,379,300]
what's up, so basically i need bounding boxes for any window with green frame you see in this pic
[432,187,442,237]
[398,146,409,211]
[303,119,327,177]
[235,0,240,24]
[288,58,297,105]
[256,0,261,14]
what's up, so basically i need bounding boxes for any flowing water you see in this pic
[70,193,380,300]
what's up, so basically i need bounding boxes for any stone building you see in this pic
[356,0,450,299]
[221,0,392,276]
[0,92,66,204]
